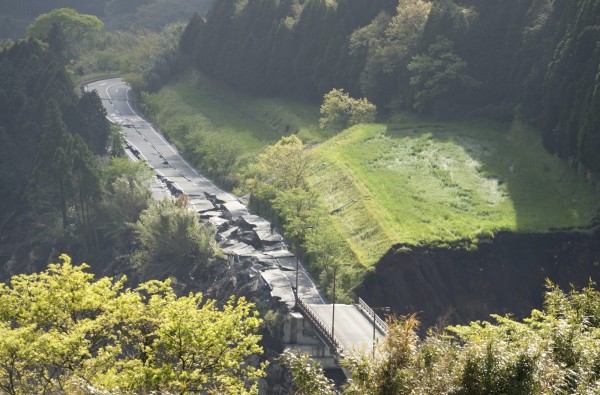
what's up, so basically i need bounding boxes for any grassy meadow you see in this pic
[143,74,600,267]
[142,71,323,158]
[310,117,600,264]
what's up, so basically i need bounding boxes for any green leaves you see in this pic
[349,0,432,104]
[0,255,125,393]
[26,8,103,62]
[319,88,377,131]
[256,135,311,191]
[0,255,265,394]
[407,36,480,114]
[284,283,600,394]
[132,198,218,279]
[279,350,337,395]
[26,8,103,42]
[434,283,600,393]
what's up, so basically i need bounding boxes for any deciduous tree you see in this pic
[132,198,218,278]
[250,135,311,193]
[279,350,337,395]
[284,281,600,394]
[349,0,431,104]
[27,8,103,41]
[319,88,377,130]
[407,36,480,114]
[26,8,103,60]
[0,254,265,394]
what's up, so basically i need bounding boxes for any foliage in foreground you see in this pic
[0,255,264,394]
[284,282,600,394]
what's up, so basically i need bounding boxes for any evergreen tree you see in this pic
[26,100,72,218]
[63,90,111,156]
[70,134,102,255]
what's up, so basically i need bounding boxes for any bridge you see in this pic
[86,77,389,372]
[295,297,389,356]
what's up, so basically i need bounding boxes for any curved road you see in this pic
[86,77,325,307]
[87,78,244,210]
[87,78,385,357]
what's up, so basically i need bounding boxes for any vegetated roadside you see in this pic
[140,71,324,188]
[141,73,599,267]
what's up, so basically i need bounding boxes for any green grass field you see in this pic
[145,75,600,267]
[142,71,323,157]
[309,117,600,265]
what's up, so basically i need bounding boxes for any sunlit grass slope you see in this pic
[143,74,599,267]
[142,71,323,155]
[309,117,600,265]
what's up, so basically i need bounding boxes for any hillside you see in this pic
[310,119,600,264]
[180,0,600,180]
[140,70,600,269]
[140,71,323,187]
[153,0,600,302]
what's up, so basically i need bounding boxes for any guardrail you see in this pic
[358,297,390,335]
[296,298,345,355]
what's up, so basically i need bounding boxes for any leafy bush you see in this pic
[132,196,218,279]
[0,255,264,394]
[320,89,377,131]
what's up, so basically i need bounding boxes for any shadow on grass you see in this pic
[382,119,599,237]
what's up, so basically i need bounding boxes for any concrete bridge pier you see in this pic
[282,311,340,370]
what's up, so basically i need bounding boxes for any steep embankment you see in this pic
[142,74,600,325]
[309,118,600,266]
[357,230,600,328]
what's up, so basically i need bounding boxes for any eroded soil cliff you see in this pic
[357,231,600,328]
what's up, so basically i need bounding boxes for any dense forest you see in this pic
[0,20,268,393]
[179,0,600,178]
[0,0,214,37]
[0,38,113,269]
[0,34,219,283]
[1,2,600,393]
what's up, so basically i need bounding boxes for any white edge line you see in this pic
[127,141,149,162]
[95,78,246,212]
[122,84,246,211]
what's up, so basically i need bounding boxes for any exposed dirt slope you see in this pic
[357,231,600,328]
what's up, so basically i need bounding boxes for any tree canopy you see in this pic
[407,36,479,114]
[0,255,264,394]
[132,196,218,280]
[26,8,103,42]
[319,88,377,130]
[178,0,600,177]
[0,37,156,272]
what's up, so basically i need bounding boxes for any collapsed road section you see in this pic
[86,77,325,310]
